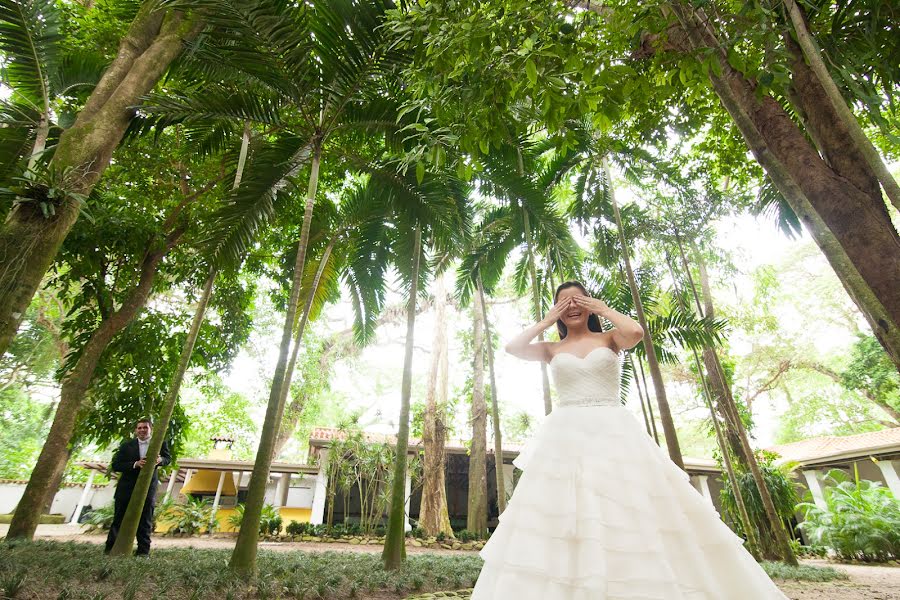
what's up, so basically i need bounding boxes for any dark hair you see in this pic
[554,281,604,339]
[136,418,153,427]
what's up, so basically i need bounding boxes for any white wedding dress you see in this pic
[471,346,788,599]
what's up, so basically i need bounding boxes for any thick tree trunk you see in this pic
[382,227,421,570]
[419,277,453,538]
[41,446,72,515]
[467,286,488,536]
[230,146,321,575]
[0,7,199,356]
[7,233,179,540]
[479,280,507,513]
[665,2,900,374]
[110,268,215,556]
[605,159,684,469]
[782,0,900,212]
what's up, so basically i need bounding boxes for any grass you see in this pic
[0,539,482,599]
[0,540,853,599]
[762,561,848,582]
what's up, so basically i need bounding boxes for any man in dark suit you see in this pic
[104,418,171,556]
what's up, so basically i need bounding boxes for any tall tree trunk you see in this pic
[230,144,321,575]
[676,238,797,565]
[382,226,421,570]
[467,285,488,536]
[782,0,900,212]
[271,238,335,461]
[604,159,684,469]
[7,233,180,540]
[479,280,507,513]
[522,209,553,416]
[419,276,453,538]
[0,7,200,356]
[663,2,900,374]
[664,254,760,559]
[517,148,553,416]
[635,357,660,444]
[109,268,215,556]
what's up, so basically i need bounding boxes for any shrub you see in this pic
[285,521,309,536]
[410,526,425,539]
[228,503,281,535]
[797,468,900,562]
[83,503,115,532]
[159,497,216,535]
[456,529,480,542]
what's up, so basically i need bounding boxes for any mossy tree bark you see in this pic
[0,5,200,356]
[662,2,900,374]
[419,276,453,538]
[7,228,184,540]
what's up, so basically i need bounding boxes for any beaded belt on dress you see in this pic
[556,396,620,408]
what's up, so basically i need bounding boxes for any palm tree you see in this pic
[138,0,409,573]
[459,138,581,416]
[343,168,469,569]
[418,275,454,538]
[108,123,253,556]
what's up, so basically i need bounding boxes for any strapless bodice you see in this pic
[549,346,621,408]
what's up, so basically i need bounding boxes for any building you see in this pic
[6,427,897,532]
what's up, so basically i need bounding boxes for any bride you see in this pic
[471,281,788,599]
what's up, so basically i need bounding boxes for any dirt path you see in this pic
[779,560,900,600]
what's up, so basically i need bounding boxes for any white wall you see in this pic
[0,481,115,521]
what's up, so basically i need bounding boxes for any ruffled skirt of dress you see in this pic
[471,405,788,600]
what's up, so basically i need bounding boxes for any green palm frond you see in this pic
[49,48,106,97]
[201,134,312,268]
[137,86,284,130]
[0,0,59,108]
[0,99,39,177]
[751,177,802,239]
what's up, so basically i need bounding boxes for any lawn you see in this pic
[0,539,849,600]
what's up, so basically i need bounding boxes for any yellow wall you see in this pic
[154,506,312,534]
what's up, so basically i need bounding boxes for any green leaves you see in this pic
[525,59,537,86]
[0,0,60,106]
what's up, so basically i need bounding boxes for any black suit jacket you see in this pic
[111,438,171,501]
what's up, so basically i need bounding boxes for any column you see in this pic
[802,469,827,509]
[277,472,291,507]
[181,468,194,497]
[70,470,95,524]
[211,471,226,519]
[404,459,412,532]
[502,463,516,499]
[876,459,900,497]
[695,475,713,504]
[310,450,329,525]
[163,469,178,501]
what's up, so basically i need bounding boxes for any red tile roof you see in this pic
[769,428,900,464]
[308,427,523,455]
